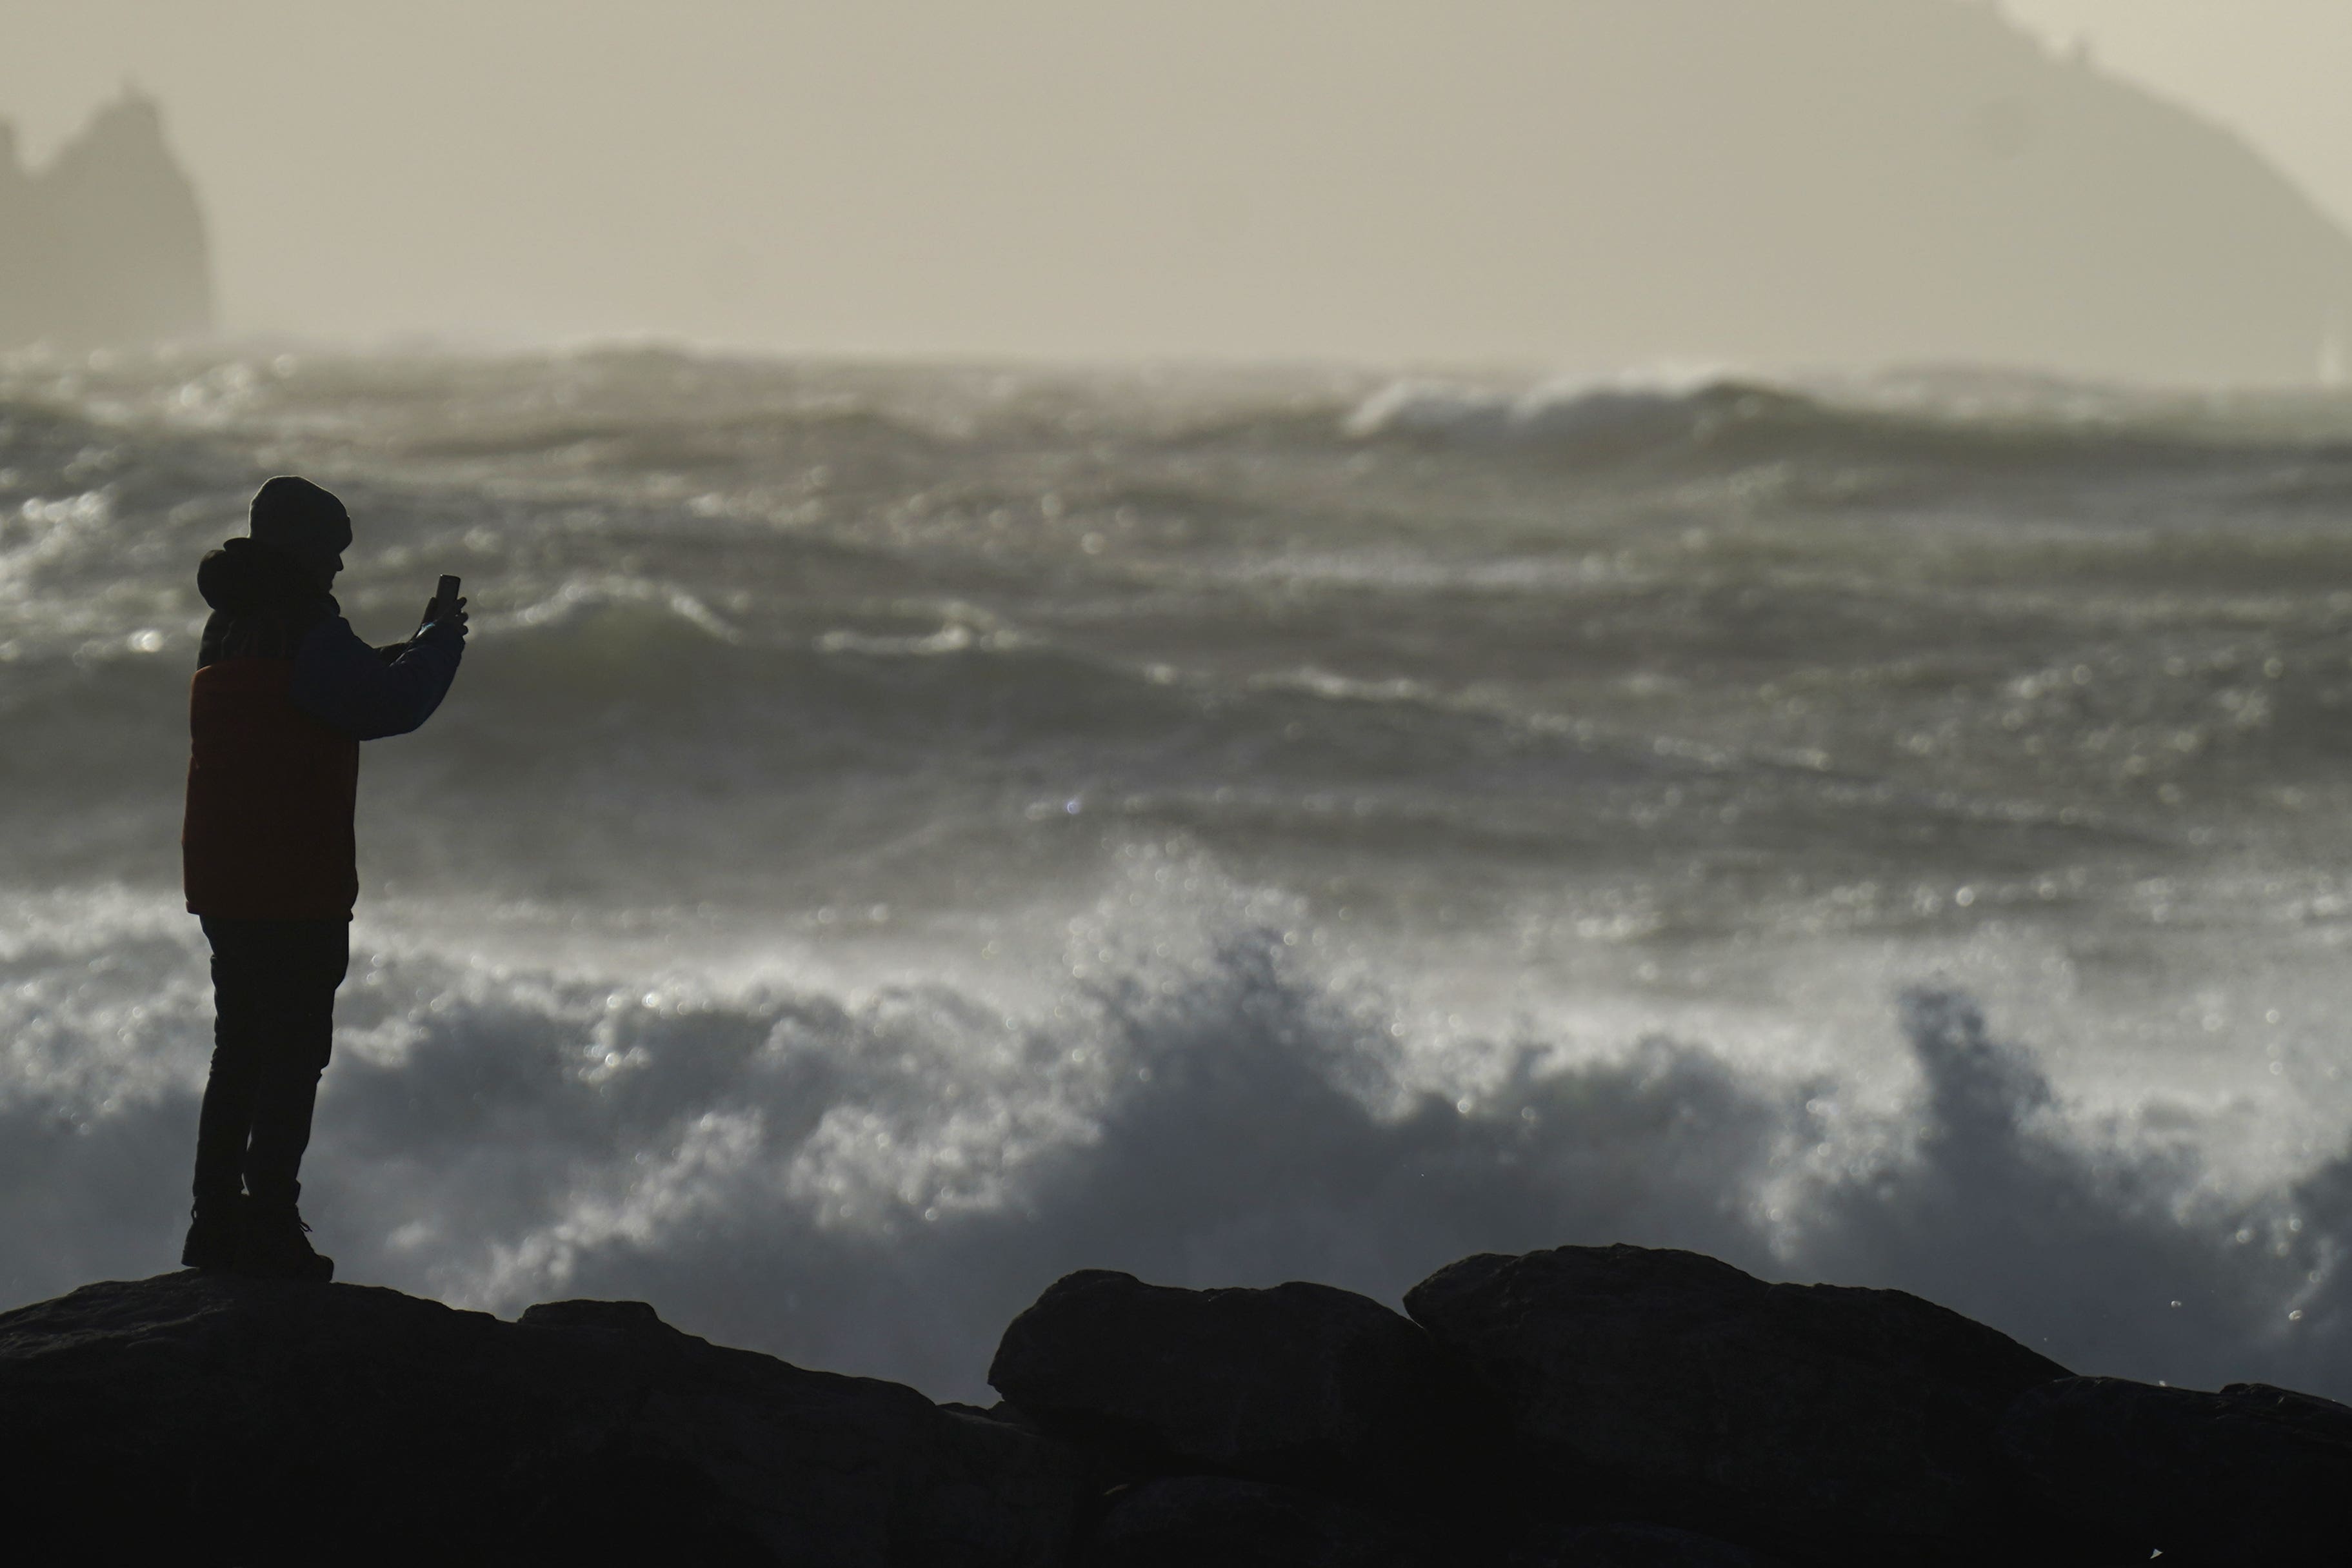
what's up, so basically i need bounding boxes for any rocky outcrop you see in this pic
[1,1244,2339,1565]
[0,91,213,350]
[1998,1376,2352,1565]
[987,1269,1496,1521]
[1402,1244,2121,1565]
[0,1273,1081,1567]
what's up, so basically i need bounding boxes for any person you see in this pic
[179,476,467,1281]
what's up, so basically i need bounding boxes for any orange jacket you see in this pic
[183,658,361,919]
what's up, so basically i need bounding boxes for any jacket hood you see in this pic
[197,537,331,616]
[249,475,352,570]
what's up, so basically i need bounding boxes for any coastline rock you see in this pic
[988,1269,1495,1519]
[1404,1244,2117,1566]
[0,1272,1082,1567]
[4,1247,2340,1564]
[1082,1476,1426,1568]
[1998,1376,2352,1565]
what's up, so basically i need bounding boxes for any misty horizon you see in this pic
[7,0,2352,384]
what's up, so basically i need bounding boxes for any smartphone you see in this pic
[423,573,463,635]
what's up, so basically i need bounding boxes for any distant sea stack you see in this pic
[0,90,214,350]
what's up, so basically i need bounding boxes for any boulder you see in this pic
[1082,1476,1428,1568]
[988,1269,1494,1518]
[0,1272,1084,1567]
[1404,1244,2120,1567]
[1998,1376,2352,1565]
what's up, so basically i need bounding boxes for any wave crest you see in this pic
[1343,368,1819,453]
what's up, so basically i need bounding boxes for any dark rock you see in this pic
[1404,1244,2120,1567]
[0,1271,1083,1567]
[1082,1476,1427,1568]
[1510,1521,1781,1567]
[988,1269,1495,1519]
[1998,1375,2352,1565]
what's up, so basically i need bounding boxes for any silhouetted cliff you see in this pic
[0,91,213,350]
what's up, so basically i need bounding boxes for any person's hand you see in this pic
[423,595,469,642]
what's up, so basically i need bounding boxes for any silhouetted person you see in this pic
[179,477,467,1280]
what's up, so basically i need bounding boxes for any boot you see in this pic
[233,1202,334,1283]
[179,1194,247,1271]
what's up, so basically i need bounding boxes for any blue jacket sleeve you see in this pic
[290,615,464,740]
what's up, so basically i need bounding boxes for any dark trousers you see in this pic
[191,917,350,1210]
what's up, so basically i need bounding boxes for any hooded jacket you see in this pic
[182,538,464,919]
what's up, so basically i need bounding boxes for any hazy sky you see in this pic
[3,1,2348,361]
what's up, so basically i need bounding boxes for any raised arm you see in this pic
[289,610,466,740]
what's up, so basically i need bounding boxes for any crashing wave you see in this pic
[0,902,2338,1405]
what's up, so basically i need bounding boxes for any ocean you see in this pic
[2,344,2347,1402]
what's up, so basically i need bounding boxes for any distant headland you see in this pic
[0,89,213,351]
[1342,0,2352,386]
